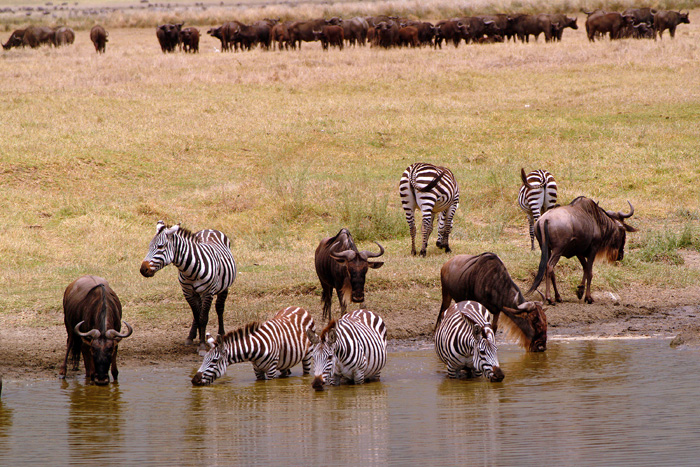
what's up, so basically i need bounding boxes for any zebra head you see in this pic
[191,333,228,386]
[471,324,504,382]
[140,220,179,278]
[306,327,337,391]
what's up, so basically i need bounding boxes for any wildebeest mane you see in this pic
[497,311,530,349]
[570,196,627,263]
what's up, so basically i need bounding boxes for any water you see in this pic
[1,339,700,466]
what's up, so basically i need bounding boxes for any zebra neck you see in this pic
[170,232,206,279]
[222,330,258,364]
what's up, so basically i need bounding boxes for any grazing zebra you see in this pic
[434,300,504,382]
[140,220,236,353]
[518,168,557,250]
[306,309,387,390]
[191,306,315,385]
[399,162,460,256]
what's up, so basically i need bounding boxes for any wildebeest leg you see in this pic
[111,346,119,382]
[82,345,94,381]
[575,255,588,300]
[321,282,333,321]
[420,209,435,256]
[214,289,228,336]
[582,253,596,304]
[197,295,215,353]
[546,253,562,304]
[335,287,348,315]
[184,293,202,345]
[60,338,71,377]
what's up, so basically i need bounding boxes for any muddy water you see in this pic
[1,339,700,465]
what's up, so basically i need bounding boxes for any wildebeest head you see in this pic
[2,30,25,50]
[140,220,179,277]
[74,320,132,385]
[306,325,337,390]
[191,333,228,386]
[679,11,690,24]
[330,240,384,304]
[603,201,637,261]
[502,294,547,352]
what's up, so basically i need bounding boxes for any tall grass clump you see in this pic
[339,192,407,242]
[635,223,700,265]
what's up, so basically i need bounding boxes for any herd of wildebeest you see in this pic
[1,7,691,53]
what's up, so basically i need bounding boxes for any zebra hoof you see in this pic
[197,343,209,356]
[419,250,427,257]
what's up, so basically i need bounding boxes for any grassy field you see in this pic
[1,16,699,340]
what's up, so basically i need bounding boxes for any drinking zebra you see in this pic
[140,220,236,354]
[399,162,460,256]
[434,300,504,382]
[518,168,557,250]
[306,309,387,390]
[191,306,315,385]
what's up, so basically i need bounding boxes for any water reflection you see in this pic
[67,381,124,464]
[0,399,13,454]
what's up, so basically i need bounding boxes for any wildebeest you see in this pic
[654,10,690,39]
[314,228,384,321]
[528,196,636,304]
[270,21,295,50]
[22,25,55,48]
[435,19,468,48]
[546,13,578,41]
[313,25,344,50]
[437,253,547,352]
[374,21,400,47]
[2,29,25,49]
[59,275,133,385]
[586,12,634,41]
[53,26,75,46]
[156,23,182,52]
[342,16,369,46]
[180,27,199,53]
[511,14,552,42]
[90,25,108,53]
[623,7,656,26]
[289,18,341,49]
[398,26,419,47]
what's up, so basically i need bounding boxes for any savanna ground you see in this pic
[1,0,700,382]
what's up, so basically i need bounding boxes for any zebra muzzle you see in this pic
[489,366,505,383]
[140,261,155,277]
[312,375,325,391]
[191,372,207,386]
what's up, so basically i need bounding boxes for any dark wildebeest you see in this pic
[398,26,419,47]
[528,196,636,304]
[313,25,344,50]
[623,7,656,26]
[156,23,182,52]
[90,25,108,53]
[2,29,25,49]
[654,10,690,39]
[59,275,133,385]
[314,228,384,321]
[546,13,578,41]
[374,21,400,48]
[436,253,548,352]
[511,14,551,42]
[460,16,497,43]
[586,12,634,41]
[22,26,55,48]
[434,19,468,48]
[180,27,199,53]
[53,27,75,46]
[632,22,655,39]
[342,16,369,46]
[289,18,342,49]
[271,21,295,50]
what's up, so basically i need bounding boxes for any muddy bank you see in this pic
[1,285,699,383]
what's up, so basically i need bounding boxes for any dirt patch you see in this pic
[2,285,700,383]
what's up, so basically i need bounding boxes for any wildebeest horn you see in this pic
[330,248,356,262]
[517,301,535,311]
[360,242,385,259]
[619,201,634,219]
[104,321,133,340]
[74,321,101,340]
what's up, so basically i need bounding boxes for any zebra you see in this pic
[140,220,236,354]
[306,309,387,390]
[399,162,460,256]
[191,306,315,385]
[518,168,557,250]
[434,300,504,382]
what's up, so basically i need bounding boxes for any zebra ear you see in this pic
[156,220,166,234]
[326,328,337,345]
[306,329,320,345]
[165,224,180,236]
[472,324,483,338]
[206,333,216,349]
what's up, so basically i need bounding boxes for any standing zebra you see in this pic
[434,300,504,382]
[306,309,387,390]
[140,220,236,353]
[399,162,460,256]
[518,168,557,250]
[191,306,315,385]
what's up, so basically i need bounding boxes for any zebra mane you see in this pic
[319,319,338,339]
[498,313,531,350]
[221,322,262,344]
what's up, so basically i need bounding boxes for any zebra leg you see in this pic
[279,369,291,378]
[184,293,202,345]
[420,209,435,256]
[437,202,458,253]
[446,362,460,379]
[404,208,418,255]
[214,289,228,336]
[254,367,267,380]
[266,363,278,380]
[528,213,536,250]
[197,295,215,353]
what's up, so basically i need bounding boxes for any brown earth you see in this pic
[2,283,700,383]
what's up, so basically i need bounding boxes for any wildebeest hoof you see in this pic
[185,338,195,346]
[585,297,594,304]
[197,343,208,356]
[576,287,584,300]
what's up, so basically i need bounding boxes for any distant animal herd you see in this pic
[1,7,691,53]
[55,163,637,391]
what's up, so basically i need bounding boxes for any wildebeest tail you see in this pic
[527,219,549,295]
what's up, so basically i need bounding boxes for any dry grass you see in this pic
[1,17,699,337]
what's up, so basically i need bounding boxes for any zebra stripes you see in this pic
[434,300,504,382]
[518,168,557,250]
[191,306,315,385]
[307,309,387,389]
[399,162,460,256]
[140,220,237,350]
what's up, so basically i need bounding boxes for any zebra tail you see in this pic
[521,168,535,190]
[418,170,446,193]
[527,219,549,295]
